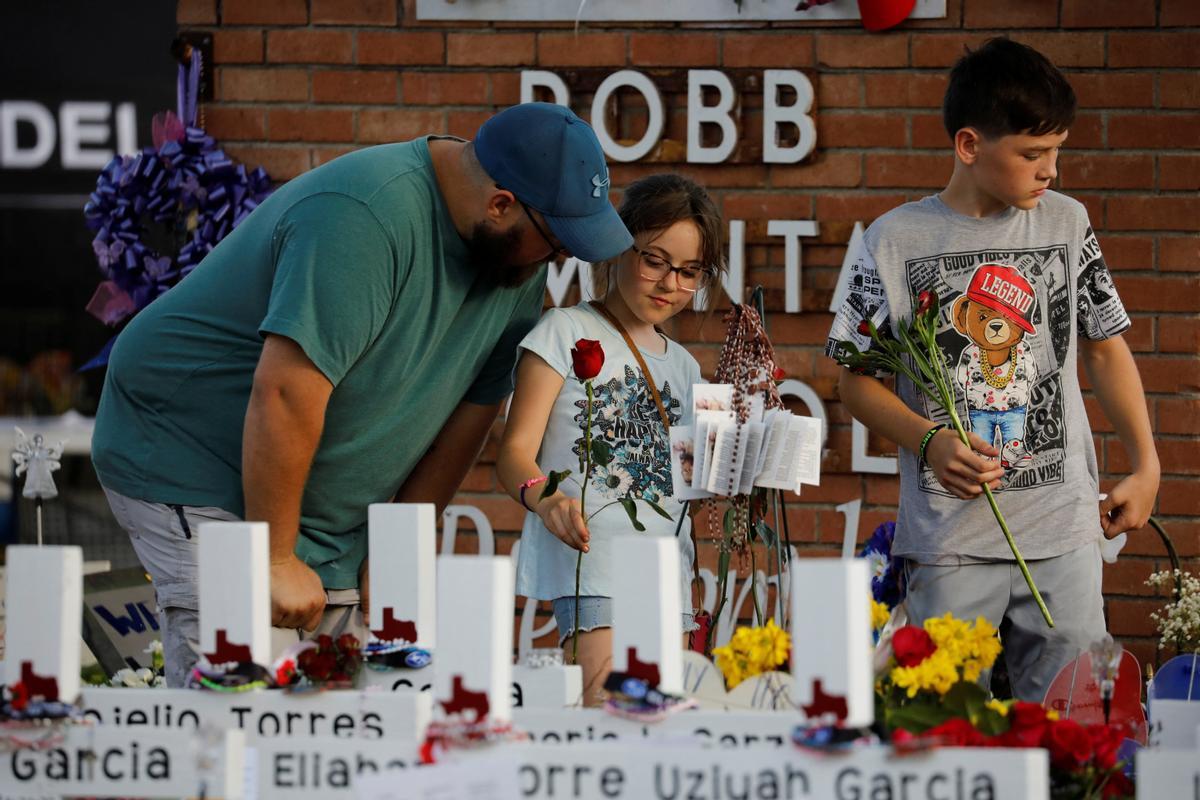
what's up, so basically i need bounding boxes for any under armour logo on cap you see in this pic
[473,102,632,262]
[591,170,610,199]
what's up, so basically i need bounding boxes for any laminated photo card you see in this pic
[670,426,712,501]
[692,414,728,493]
[691,383,733,493]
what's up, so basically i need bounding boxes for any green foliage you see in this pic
[642,497,674,521]
[81,662,109,687]
[540,469,572,501]
[590,439,613,468]
[619,497,646,532]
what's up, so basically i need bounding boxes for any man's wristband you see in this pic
[519,475,548,511]
[918,424,947,463]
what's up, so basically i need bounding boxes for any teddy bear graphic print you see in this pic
[898,232,1126,497]
[828,225,1129,499]
[572,364,683,503]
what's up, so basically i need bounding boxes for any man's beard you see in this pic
[466,222,546,288]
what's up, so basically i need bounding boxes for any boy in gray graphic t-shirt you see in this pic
[825,39,1160,701]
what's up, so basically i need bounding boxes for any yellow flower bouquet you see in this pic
[712,619,790,690]
[880,612,1006,735]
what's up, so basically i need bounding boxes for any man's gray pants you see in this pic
[103,487,368,688]
[902,541,1108,702]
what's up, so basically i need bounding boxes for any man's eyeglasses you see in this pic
[494,183,571,261]
[633,246,715,293]
[520,202,571,260]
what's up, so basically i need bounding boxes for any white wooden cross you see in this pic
[790,558,874,727]
[198,521,271,666]
[611,535,683,694]
[434,556,514,722]
[367,503,436,648]
[4,544,82,702]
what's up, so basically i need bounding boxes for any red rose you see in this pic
[571,339,604,380]
[305,651,338,681]
[892,625,937,667]
[316,634,334,651]
[1044,718,1093,771]
[998,701,1051,748]
[1102,770,1134,799]
[857,320,871,336]
[1009,701,1049,730]
[916,290,934,316]
[336,633,361,654]
[925,717,988,748]
[1088,724,1123,771]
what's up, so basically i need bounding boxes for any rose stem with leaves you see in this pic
[849,293,1053,627]
[572,380,593,664]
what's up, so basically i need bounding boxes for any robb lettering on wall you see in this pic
[520,69,823,314]
[521,69,817,164]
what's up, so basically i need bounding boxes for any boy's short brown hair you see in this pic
[943,38,1076,140]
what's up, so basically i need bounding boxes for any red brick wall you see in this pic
[179,0,1199,663]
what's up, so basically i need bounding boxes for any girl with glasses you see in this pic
[498,174,726,705]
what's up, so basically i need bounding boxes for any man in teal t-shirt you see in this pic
[92,103,632,686]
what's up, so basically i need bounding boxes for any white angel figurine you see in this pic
[13,427,64,501]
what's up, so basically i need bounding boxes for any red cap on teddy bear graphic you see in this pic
[965,264,1037,335]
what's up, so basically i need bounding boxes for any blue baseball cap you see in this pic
[474,103,632,263]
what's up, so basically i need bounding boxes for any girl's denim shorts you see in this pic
[551,595,698,646]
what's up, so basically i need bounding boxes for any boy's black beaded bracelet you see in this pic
[918,424,947,463]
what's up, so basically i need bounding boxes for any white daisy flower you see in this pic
[866,551,889,581]
[593,464,633,497]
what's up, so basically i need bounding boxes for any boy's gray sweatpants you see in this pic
[902,541,1107,702]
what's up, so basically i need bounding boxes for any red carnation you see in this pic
[1044,718,1093,771]
[892,625,937,667]
[275,659,296,687]
[571,339,604,380]
[857,320,871,336]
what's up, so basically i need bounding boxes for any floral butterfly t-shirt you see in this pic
[514,302,699,605]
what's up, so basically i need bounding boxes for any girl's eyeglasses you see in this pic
[633,246,715,294]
